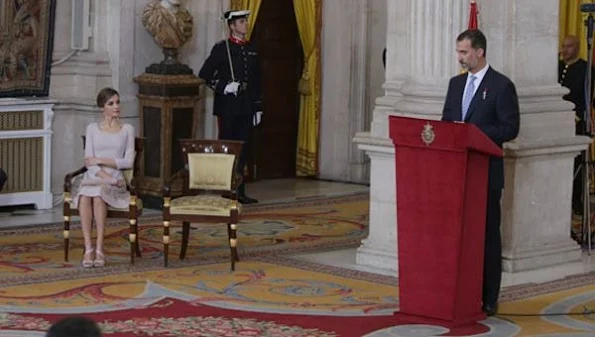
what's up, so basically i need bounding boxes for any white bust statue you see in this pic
[142,0,193,50]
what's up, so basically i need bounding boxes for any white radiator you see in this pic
[0,99,55,209]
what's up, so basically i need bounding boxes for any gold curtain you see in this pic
[294,0,322,177]
[230,0,262,40]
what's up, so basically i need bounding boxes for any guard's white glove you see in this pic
[224,81,240,95]
[253,111,263,126]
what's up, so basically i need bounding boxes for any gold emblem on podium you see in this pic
[421,123,435,146]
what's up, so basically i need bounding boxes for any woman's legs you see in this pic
[92,197,108,266]
[78,196,94,267]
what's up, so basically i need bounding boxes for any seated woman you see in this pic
[71,87,135,268]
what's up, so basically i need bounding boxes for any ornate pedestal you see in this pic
[134,73,202,208]
[0,98,55,209]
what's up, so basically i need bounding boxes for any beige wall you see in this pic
[42,0,384,199]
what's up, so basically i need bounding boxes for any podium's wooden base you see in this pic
[134,73,203,208]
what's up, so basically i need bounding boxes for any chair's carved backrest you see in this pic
[81,136,144,184]
[179,139,244,194]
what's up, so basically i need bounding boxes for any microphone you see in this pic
[581,3,595,12]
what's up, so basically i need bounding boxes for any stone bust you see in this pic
[142,0,193,50]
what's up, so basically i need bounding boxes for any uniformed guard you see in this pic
[558,35,595,218]
[198,9,262,204]
[559,36,592,132]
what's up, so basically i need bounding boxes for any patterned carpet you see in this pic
[0,193,369,287]
[0,258,401,337]
[2,255,595,336]
[3,194,595,336]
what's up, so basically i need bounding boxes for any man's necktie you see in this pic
[461,75,476,121]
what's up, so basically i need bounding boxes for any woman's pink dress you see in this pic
[71,122,135,209]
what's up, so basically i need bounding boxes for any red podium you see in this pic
[388,116,502,327]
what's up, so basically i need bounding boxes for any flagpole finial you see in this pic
[470,0,476,3]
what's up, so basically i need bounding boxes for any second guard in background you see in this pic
[198,9,263,204]
[558,35,595,218]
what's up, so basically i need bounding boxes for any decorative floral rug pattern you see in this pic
[0,194,369,287]
[3,193,595,336]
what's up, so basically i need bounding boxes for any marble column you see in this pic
[355,0,588,277]
[354,0,469,275]
[318,0,385,183]
[479,0,589,272]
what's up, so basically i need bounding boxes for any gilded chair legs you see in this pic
[63,193,72,262]
[129,218,138,265]
[131,220,142,263]
[162,217,239,270]
[63,216,71,262]
[163,219,170,267]
[180,222,190,260]
[228,223,239,271]
[135,235,142,257]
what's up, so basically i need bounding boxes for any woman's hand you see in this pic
[116,179,126,188]
[85,157,100,166]
[104,178,124,187]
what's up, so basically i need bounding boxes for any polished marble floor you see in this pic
[2,178,595,288]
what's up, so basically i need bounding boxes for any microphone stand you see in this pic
[582,13,594,254]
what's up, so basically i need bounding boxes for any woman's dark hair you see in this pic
[46,316,101,337]
[96,87,119,108]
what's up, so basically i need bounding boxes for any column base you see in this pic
[356,240,398,276]
[354,132,398,274]
[502,256,588,287]
[501,137,589,273]
[502,240,581,272]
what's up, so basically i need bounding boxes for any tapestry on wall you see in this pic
[0,0,56,98]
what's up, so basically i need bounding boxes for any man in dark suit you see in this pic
[441,29,520,316]
[199,9,262,204]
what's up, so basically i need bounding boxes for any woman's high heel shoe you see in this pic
[82,249,94,268]
[93,250,105,267]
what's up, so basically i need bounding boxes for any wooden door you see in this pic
[248,0,303,180]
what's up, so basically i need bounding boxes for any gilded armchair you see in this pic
[162,139,244,270]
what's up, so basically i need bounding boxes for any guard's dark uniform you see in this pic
[559,59,594,215]
[559,59,590,128]
[198,35,262,199]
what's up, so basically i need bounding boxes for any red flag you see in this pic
[460,1,479,74]
[468,1,478,30]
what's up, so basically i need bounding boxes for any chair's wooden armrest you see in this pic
[129,177,139,196]
[64,166,87,192]
[163,169,188,198]
[163,181,172,198]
